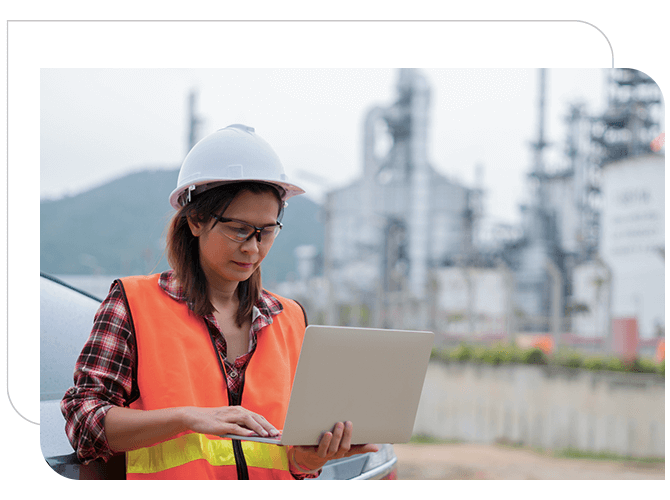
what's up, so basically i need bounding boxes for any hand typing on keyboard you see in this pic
[249,430,282,438]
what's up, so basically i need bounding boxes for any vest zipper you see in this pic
[206,322,250,480]
[228,382,250,480]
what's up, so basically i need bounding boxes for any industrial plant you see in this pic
[277,68,665,359]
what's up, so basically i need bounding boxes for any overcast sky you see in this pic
[40,68,615,226]
[40,69,616,225]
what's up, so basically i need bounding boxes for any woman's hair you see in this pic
[166,182,284,326]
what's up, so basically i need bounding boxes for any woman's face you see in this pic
[188,189,281,290]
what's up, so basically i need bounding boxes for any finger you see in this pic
[236,412,271,436]
[328,422,345,455]
[248,413,280,436]
[256,416,280,437]
[231,408,278,437]
[254,421,279,437]
[316,431,333,458]
[344,443,380,457]
[223,423,258,436]
[336,421,353,457]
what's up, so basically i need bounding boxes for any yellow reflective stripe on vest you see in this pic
[240,440,290,471]
[127,433,289,474]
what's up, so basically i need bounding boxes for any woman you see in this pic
[61,124,378,479]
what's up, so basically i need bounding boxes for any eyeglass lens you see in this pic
[218,219,281,243]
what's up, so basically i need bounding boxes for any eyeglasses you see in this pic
[210,214,283,244]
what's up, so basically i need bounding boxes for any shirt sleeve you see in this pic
[289,465,322,480]
[60,281,135,464]
[287,447,322,479]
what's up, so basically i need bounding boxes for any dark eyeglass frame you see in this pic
[210,213,283,243]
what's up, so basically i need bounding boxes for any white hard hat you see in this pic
[169,124,305,209]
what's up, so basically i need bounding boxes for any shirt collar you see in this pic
[158,270,283,321]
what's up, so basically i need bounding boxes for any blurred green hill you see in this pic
[40,168,324,286]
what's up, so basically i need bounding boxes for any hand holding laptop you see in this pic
[290,421,379,473]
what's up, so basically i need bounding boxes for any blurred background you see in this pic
[40,67,664,479]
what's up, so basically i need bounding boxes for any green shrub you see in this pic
[433,347,452,363]
[481,346,506,366]
[605,357,626,372]
[522,348,548,365]
[431,343,665,376]
[504,344,524,364]
[553,349,584,369]
[583,356,606,371]
[471,346,488,364]
[450,343,474,362]
[565,355,583,369]
[631,357,658,374]
[480,343,517,365]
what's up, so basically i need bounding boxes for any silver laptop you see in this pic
[220,325,434,446]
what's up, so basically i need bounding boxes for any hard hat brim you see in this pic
[169,178,305,210]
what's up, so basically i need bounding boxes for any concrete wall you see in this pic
[413,361,665,458]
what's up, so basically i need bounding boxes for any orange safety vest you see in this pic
[117,274,306,480]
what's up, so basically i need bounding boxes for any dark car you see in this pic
[40,272,398,480]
